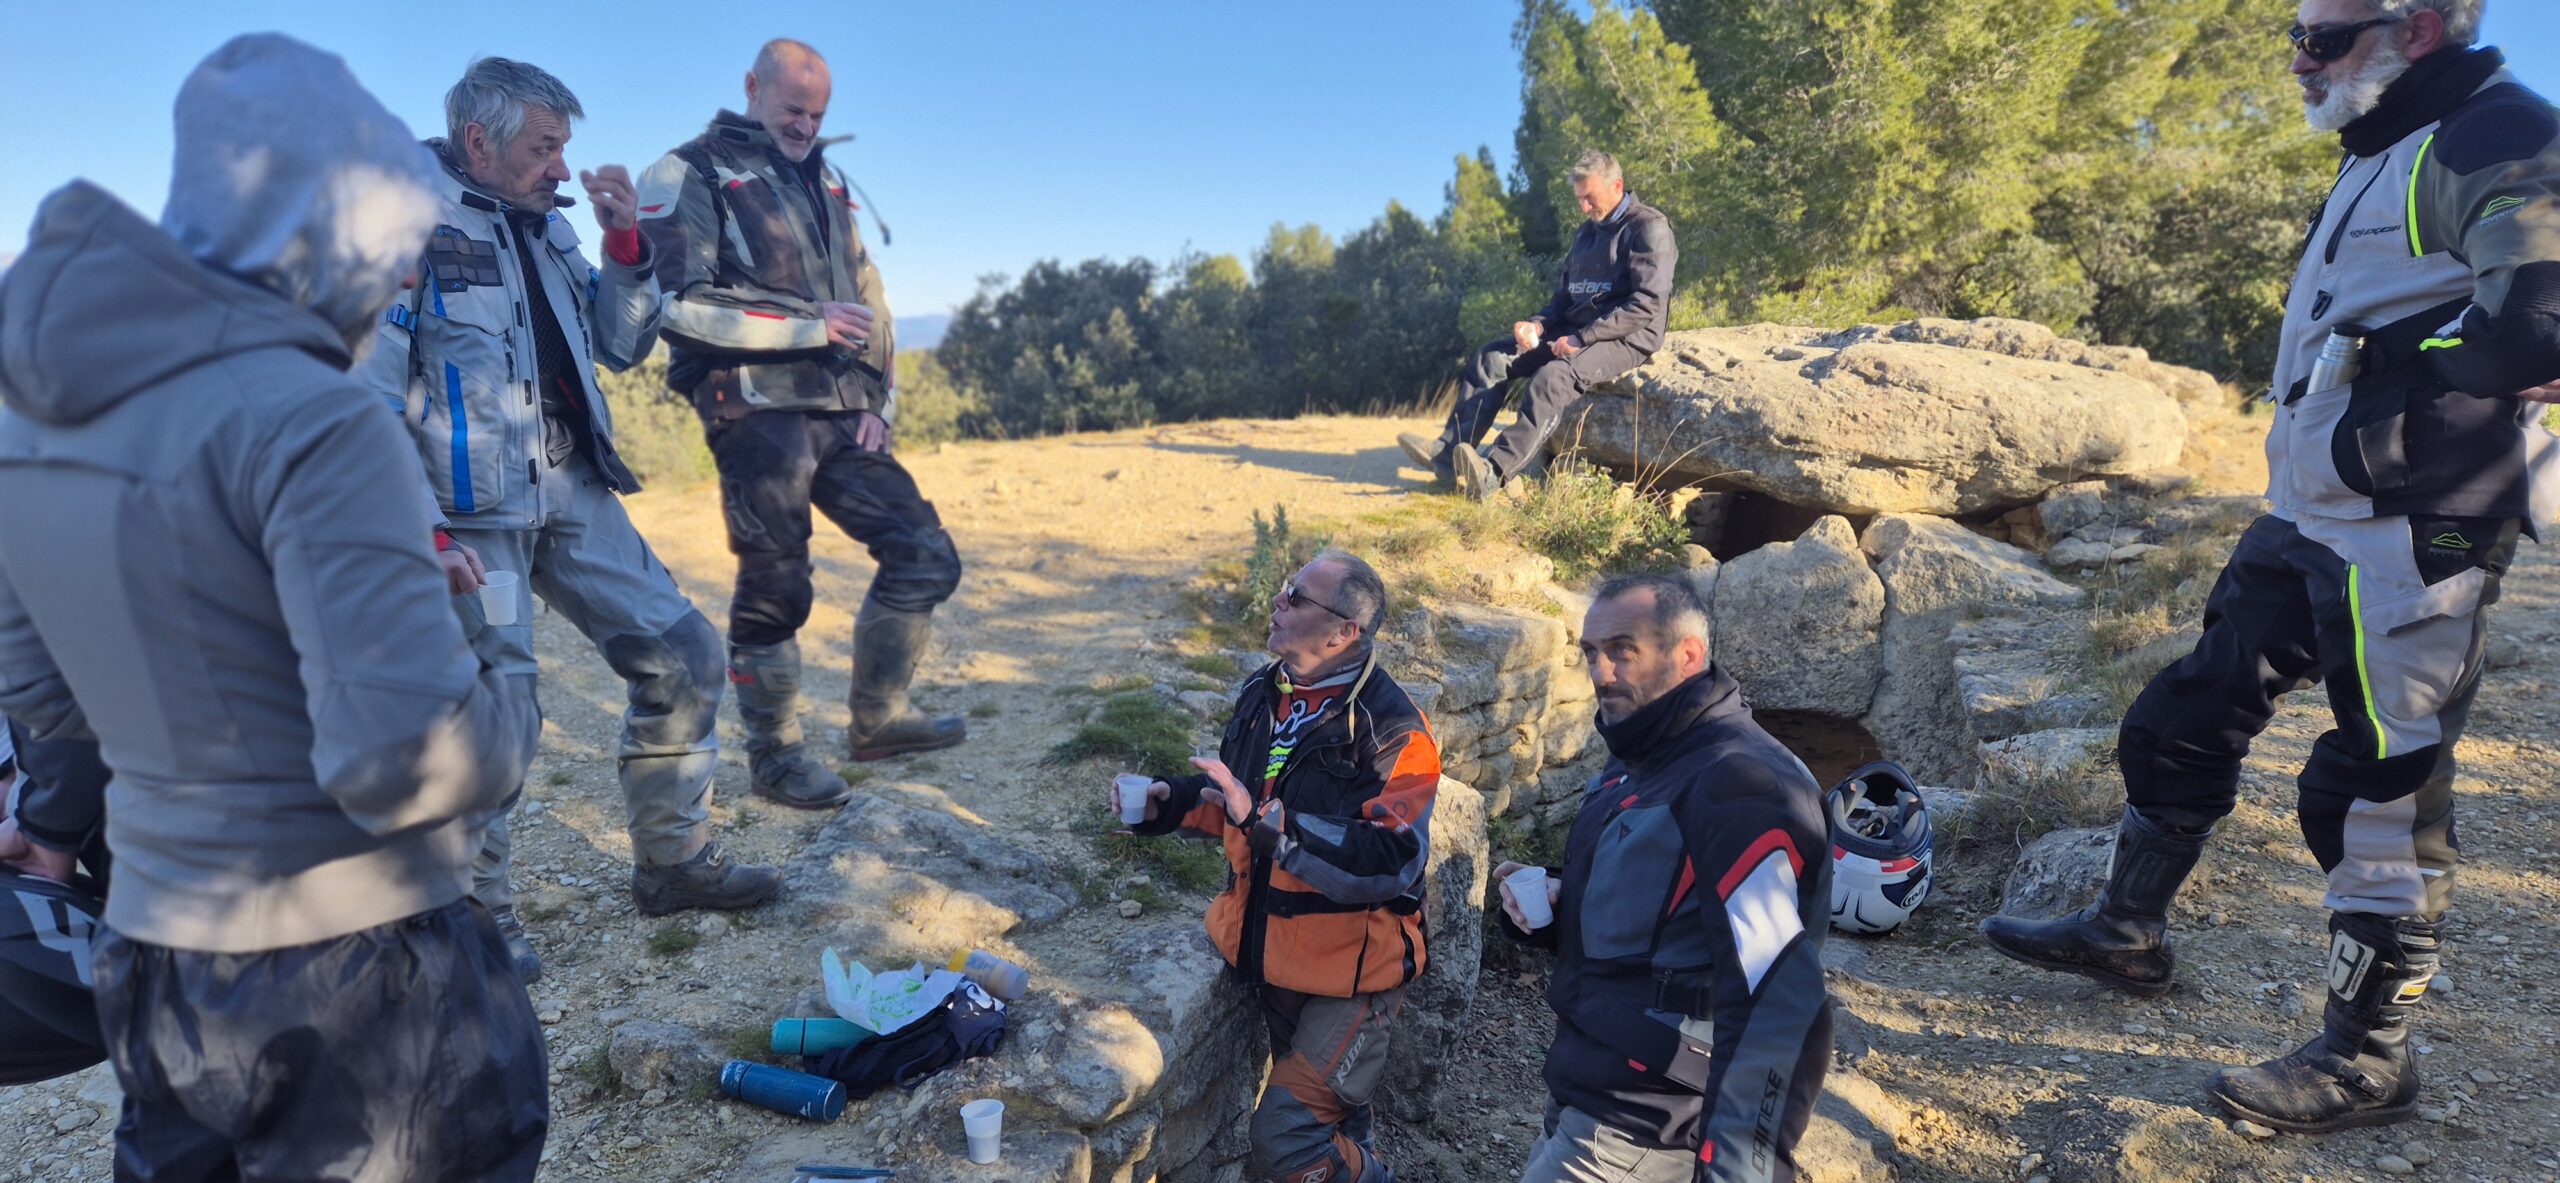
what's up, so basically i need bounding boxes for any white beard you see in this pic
[2304,37,2413,131]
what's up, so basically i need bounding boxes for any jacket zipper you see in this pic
[1241,681,1349,986]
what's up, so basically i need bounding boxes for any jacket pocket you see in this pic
[414,317,515,517]
[1578,805,1684,962]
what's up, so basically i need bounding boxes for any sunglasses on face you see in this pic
[1279,581,1353,623]
[2289,16,2401,64]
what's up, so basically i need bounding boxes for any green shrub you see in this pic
[1457,460,1686,580]
[1047,691,1198,776]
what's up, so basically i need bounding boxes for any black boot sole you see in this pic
[2205,1089,2417,1134]
[1980,924,2176,998]
[748,780,855,810]
[631,879,781,917]
[849,730,967,763]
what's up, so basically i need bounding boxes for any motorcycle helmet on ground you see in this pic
[0,869,107,1083]
[1826,760,1933,935]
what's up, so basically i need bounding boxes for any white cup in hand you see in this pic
[479,570,522,627]
[1113,774,1155,826]
[1505,865,1554,930]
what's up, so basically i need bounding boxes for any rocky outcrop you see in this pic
[1562,320,2190,515]
[1393,601,1595,810]
[1860,515,2083,786]
[1711,516,1885,716]
[1379,777,1490,1123]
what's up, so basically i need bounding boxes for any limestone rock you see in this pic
[2001,823,2119,918]
[1710,516,1884,716]
[782,794,1075,964]
[2047,537,2112,569]
[606,1020,724,1095]
[1380,777,1489,1122]
[1952,609,2105,742]
[1978,728,2116,798]
[1561,320,2189,515]
[1859,514,2083,786]
[2036,480,2114,540]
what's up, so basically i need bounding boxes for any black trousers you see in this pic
[1433,334,1651,480]
[93,900,547,1182]
[707,410,963,647]
[2119,512,2517,919]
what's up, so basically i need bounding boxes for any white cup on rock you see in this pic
[1506,866,1554,930]
[961,1098,1005,1164]
[479,570,521,627]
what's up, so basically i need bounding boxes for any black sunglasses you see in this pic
[1279,580,1353,623]
[2289,16,2401,63]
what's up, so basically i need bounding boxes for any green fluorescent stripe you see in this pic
[2348,564,2386,759]
[2407,133,2436,257]
[2419,336,2465,351]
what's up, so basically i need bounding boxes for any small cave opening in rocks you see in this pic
[1754,710,1885,788]
[1702,491,1873,562]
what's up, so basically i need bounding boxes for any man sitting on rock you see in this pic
[1497,574,1832,1183]
[1117,549,1439,1183]
[1981,0,2560,1135]
[1397,150,1677,501]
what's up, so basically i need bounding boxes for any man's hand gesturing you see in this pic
[580,165,639,234]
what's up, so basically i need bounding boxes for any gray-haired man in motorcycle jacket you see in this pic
[361,58,781,984]
[1983,0,2560,1134]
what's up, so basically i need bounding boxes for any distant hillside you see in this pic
[899,312,948,351]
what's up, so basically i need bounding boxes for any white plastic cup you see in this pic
[479,570,521,627]
[961,1098,1005,1164]
[1113,774,1154,826]
[1506,866,1554,930]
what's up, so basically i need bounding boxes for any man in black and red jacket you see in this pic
[1498,574,1832,1183]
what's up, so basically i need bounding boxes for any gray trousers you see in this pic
[453,456,724,908]
[1518,1103,1696,1183]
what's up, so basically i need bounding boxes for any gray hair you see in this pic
[1568,150,1622,185]
[444,57,582,152]
[2370,0,2484,47]
[1313,549,1388,639]
[753,38,828,82]
[1593,572,1710,648]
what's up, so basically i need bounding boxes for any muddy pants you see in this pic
[452,455,723,906]
[706,410,961,648]
[93,900,548,1182]
[2119,512,2519,918]
[1430,335,1651,481]
[1250,983,1406,1183]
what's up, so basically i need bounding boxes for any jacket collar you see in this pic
[709,110,828,174]
[2338,45,2505,157]
[1594,665,1744,771]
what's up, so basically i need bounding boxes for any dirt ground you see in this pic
[9,408,2560,1183]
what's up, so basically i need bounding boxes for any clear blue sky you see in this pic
[3,3,2555,315]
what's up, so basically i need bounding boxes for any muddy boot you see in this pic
[2208,912,2435,1132]
[1395,432,1451,484]
[1450,444,1500,503]
[487,904,541,984]
[1979,807,2209,997]
[631,841,782,916]
[727,640,854,810]
[847,602,966,762]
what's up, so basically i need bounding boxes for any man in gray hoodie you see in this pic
[0,35,548,1178]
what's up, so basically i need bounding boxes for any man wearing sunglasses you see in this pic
[1983,0,2560,1136]
[1116,551,1439,1183]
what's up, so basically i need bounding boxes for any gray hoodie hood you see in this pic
[161,34,439,346]
[0,35,438,427]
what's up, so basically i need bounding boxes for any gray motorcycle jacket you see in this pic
[358,143,663,529]
[630,111,896,420]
